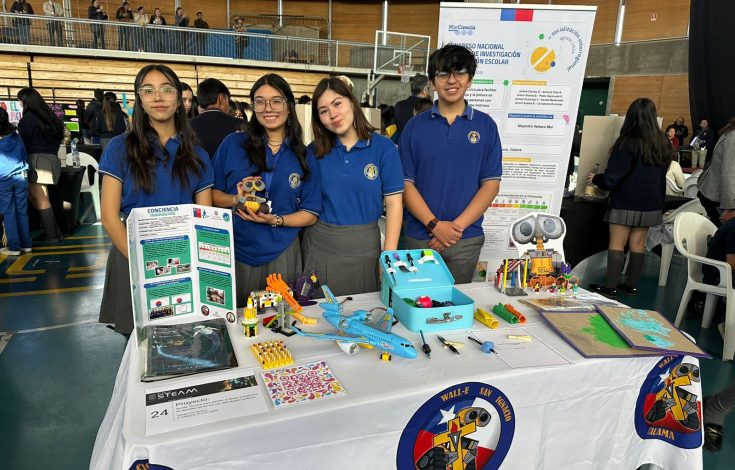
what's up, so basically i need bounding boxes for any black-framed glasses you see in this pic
[435,69,469,82]
[253,97,287,112]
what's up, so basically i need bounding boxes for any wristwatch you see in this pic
[425,218,439,232]
[272,215,284,227]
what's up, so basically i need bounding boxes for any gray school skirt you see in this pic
[604,208,662,227]
[302,220,381,297]
[99,244,134,335]
[235,237,301,308]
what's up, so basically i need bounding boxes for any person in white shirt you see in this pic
[43,0,64,47]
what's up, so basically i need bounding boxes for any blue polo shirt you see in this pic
[399,102,502,240]
[311,132,403,225]
[99,133,214,217]
[213,132,322,266]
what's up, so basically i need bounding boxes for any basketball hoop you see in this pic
[398,64,414,83]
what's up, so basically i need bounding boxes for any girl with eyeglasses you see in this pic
[211,73,321,304]
[302,77,404,296]
[98,64,214,336]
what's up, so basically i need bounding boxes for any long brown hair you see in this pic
[310,77,375,158]
[720,117,735,136]
[126,64,203,193]
[611,98,673,167]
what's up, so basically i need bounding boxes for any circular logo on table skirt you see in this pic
[397,382,515,470]
[467,131,480,144]
[634,355,702,449]
[363,163,379,180]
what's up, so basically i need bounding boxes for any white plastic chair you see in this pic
[683,175,699,198]
[658,199,706,286]
[78,152,101,222]
[665,175,684,197]
[673,212,735,361]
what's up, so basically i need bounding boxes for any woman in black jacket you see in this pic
[17,87,65,241]
[587,98,675,297]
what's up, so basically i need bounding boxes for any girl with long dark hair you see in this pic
[211,73,321,304]
[181,82,198,118]
[17,87,65,242]
[303,77,403,296]
[99,92,128,150]
[98,64,213,335]
[587,98,675,296]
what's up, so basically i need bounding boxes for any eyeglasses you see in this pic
[434,69,469,82]
[253,97,287,112]
[137,85,178,99]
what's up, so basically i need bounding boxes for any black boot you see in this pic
[37,208,63,242]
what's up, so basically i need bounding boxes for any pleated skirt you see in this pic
[302,220,381,297]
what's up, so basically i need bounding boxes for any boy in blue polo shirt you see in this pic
[399,44,502,283]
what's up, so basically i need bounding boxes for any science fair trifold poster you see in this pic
[438,3,596,267]
[128,204,238,338]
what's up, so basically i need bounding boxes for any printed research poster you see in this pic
[438,3,596,266]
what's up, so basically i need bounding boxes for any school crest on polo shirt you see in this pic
[467,130,480,144]
[634,355,702,449]
[363,163,379,180]
[288,173,301,188]
[397,382,515,470]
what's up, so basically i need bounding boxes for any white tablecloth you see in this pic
[90,285,703,470]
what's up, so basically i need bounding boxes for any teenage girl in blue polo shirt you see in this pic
[211,74,321,305]
[98,64,214,336]
[399,44,502,284]
[302,77,404,296]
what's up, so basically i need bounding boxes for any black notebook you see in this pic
[141,318,238,382]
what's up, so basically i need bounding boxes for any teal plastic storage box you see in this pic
[379,249,474,332]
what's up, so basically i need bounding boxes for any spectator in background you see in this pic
[697,118,735,227]
[133,5,147,52]
[587,98,674,297]
[181,82,197,118]
[394,74,431,137]
[0,107,32,256]
[17,87,65,242]
[98,92,128,150]
[115,1,133,51]
[149,7,166,53]
[189,78,241,159]
[413,97,433,116]
[75,99,88,142]
[11,0,34,45]
[43,0,64,47]
[232,17,247,59]
[83,89,104,144]
[229,100,246,120]
[298,95,311,105]
[88,0,108,49]
[672,116,689,147]
[691,118,716,169]
[379,105,397,141]
[193,11,209,56]
[666,125,680,150]
[174,6,189,54]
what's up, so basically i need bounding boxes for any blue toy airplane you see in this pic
[291,285,417,359]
